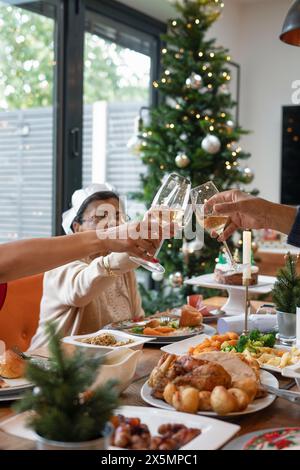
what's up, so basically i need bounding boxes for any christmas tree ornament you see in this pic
[169,271,183,288]
[241,167,254,183]
[127,135,143,155]
[199,86,209,95]
[201,134,221,154]
[227,141,240,152]
[180,132,188,141]
[187,239,203,253]
[226,120,235,132]
[152,271,164,282]
[219,84,230,95]
[175,152,190,168]
[185,72,203,89]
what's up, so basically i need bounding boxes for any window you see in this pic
[0,0,164,239]
[0,1,57,241]
[82,7,159,218]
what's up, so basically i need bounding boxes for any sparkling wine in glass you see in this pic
[191,181,238,271]
[130,173,191,273]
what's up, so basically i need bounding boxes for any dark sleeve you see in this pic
[287,207,300,247]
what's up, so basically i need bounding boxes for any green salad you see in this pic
[221,329,277,354]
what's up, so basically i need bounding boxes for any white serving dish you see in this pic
[62,328,153,358]
[141,370,279,417]
[185,274,276,316]
[92,348,142,393]
[0,406,240,450]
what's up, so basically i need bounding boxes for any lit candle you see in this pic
[243,230,252,280]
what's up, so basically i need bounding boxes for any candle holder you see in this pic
[242,277,251,336]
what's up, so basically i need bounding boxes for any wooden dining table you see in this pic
[1,297,300,450]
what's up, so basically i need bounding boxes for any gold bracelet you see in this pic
[103,256,117,277]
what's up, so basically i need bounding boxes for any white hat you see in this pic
[62,182,115,234]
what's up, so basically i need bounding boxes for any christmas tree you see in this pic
[16,323,119,442]
[272,253,300,314]
[135,0,255,302]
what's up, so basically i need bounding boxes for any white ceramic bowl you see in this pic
[92,348,142,392]
[61,328,153,359]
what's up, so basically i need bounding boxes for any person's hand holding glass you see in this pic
[130,173,191,273]
[191,181,238,271]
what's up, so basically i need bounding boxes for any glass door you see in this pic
[0,0,57,241]
[82,9,157,219]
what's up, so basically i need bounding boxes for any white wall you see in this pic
[209,0,300,202]
[119,0,299,202]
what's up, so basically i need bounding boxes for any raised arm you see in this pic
[204,189,297,241]
[0,221,159,282]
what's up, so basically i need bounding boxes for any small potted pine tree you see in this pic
[272,253,300,345]
[15,323,119,450]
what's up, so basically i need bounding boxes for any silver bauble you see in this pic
[169,271,183,288]
[175,152,190,168]
[151,271,164,282]
[180,133,188,141]
[185,72,203,90]
[201,134,221,154]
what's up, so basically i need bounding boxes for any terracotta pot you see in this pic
[35,423,113,450]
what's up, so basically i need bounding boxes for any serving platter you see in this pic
[0,406,240,450]
[141,370,279,417]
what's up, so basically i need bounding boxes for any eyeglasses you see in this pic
[81,213,130,225]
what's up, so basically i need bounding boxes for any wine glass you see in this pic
[191,181,238,271]
[130,173,191,273]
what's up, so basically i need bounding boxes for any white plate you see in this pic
[106,319,216,345]
[0,377,32,395]
[161,334,211,355]
[141,370,278,417]
[0,407,240,450]
[185,274,276,293]
[62,329,153,358]
[144,324,216,345]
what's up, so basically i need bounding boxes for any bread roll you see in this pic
[0,350,26,379]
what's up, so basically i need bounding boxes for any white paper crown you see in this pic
[62,182,115,234]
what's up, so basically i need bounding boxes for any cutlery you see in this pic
[262,384,300,405]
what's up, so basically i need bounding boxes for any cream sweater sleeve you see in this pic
[55,253,138,308]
